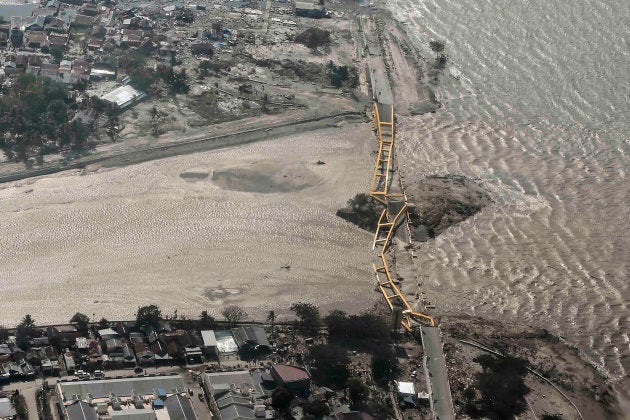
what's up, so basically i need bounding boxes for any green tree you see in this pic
[338,193,381,231]
[0,324,8,342]
[19,314,35,328]
[324,311,389,342]
[221,305,247,326]
[308,344,350,388]
[98,318,110,329]
[327,61,349,88]
[70,312,90,335]
[266,310,276,336]
[51,48,63,63]
[303,399,329,417]
[12,393,27,420]
[129,67,157,92]
[368,394,394,419]
[323,309,348,338]
[271,387,292,414]
[165,68,190,94]
[429,40,445,59]
[473,354,530,419]
[371,345,396,384]
[16,315,37,350]
[347,378,369,408]
[295,27,331,51]
[136,305,162,329]
[199,310,215,329]
[290,302,320,334]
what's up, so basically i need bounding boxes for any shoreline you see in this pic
[0,1,624,416]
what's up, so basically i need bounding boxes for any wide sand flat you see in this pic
[0,124,376,325]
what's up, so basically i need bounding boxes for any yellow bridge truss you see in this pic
[369,102,435,330]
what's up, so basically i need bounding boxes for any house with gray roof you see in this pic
[0,397,17,420]
[230,326,270,354]
[164,394,196,420]
[200,330,218,358]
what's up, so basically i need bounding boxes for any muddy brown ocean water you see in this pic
[386,0,630,408]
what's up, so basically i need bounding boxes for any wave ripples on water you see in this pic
[385,0,630,394]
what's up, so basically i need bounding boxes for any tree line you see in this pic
[0,74,91,163]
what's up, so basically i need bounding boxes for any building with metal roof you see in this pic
[0,397,17,420]
[270,365,311,396]
[64,401,98,420]
[57,375,185,401]
[214,330,238,355]
[163,394,196,420]
[100,85,146,109]
[230,326,270,354]
[57,375,198,420]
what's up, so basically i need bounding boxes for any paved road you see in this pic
[1,379,41,420]
[422,326,455,420]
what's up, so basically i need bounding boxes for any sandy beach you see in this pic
[0,123,377,325]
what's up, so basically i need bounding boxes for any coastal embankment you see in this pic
[0,110,362,184]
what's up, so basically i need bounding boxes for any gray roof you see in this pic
[109,408,157,420]
[64,355,76,369]
[204,370,265,398]
[231,326,270,348]
[200,330,217,347]
[220,403,255,420]
[106,339,124,351]
[0,398,17,418]
[65,401,98,420]
[214,330,238,354]
[98,328,118,338]
[295,2,320,10]
[58,375,185,399]
[216,394,251,409]
[164,394,196,420]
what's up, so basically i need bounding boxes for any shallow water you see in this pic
[386,0,629,401]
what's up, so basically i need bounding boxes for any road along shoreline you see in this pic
[0,110,364,185]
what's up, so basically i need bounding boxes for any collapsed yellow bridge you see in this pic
[369,102,435,330]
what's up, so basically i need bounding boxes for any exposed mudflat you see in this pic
[0,124,376,325]
[211,162,321,194]
[406,175,491,241]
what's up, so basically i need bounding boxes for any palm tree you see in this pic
[266,310,276,336]
[19,314,35,328]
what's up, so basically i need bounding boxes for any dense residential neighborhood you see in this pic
[0,304,432,419]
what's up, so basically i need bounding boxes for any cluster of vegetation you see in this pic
[324,310,397,385]
[294,27,331,50]
[120,50,189,95]
[464,354,531,419]
[303,308,396,418]
[336,193,382,231]
[260,302,397,413]
[198,59,232,77]
[11,391,27,419]
[429,40,448,68]
[0,74,91,163]
[326,61,358,89]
